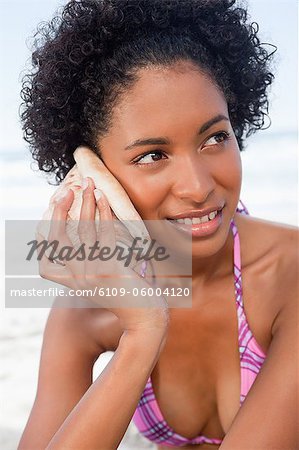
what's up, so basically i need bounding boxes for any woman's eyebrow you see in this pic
[124,114,229,151]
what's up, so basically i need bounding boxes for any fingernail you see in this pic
[94,188,103,202]
[82,177,89,190]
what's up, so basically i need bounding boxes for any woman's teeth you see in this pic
[169,210,219,225]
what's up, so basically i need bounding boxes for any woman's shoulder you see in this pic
[235,212,298,309]
[235,212,298,260]
[236,208,297,233]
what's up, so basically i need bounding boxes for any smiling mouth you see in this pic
[164,206,224,238]
[166,207,224,225]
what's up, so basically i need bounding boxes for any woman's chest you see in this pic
[150,265,276,444]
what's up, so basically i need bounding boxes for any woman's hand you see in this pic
[36,177,169,334]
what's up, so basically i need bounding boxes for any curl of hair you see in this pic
[20,0,277,183]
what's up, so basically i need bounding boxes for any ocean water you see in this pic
[0,131,297,449]
[239,131,298,225]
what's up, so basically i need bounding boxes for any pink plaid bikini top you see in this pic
[132,200,267,447]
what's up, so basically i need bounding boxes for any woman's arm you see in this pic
[18,303,167,450]
[48,329,166,450]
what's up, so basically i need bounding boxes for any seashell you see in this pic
[36,147,151,255]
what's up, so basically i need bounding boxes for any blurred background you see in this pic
[0,0,298,448]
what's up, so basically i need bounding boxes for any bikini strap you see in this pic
[231,200,250,346]
[236,199,250,216]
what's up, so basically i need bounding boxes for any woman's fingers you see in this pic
[48,188,74,245]
[85,188,117,282]
[94,188,116,251]
[48,188,83,283]
[35,231,74,289]
[39,175,124,292]
[78,177,97,245]
[78,177,99,282]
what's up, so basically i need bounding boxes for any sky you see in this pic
[0,0,298,152]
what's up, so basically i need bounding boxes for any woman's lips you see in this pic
[166,207,224,237]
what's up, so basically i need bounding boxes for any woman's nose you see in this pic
[171,157,216,203]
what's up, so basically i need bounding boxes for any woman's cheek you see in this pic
[120,173,166,218]
[217,143,242,211]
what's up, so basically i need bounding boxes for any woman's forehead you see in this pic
[110,65,228,134]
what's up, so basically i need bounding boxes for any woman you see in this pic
[18,0,298,449]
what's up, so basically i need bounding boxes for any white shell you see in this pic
[37,147,150,253]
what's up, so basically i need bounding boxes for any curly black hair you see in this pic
[20,0,277,184]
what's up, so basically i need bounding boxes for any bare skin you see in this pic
[72,212,297,450]
[18,61,298,449]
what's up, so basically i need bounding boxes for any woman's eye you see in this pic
[132,132,230,166]
[133,150,167,166]
[204,131,231,148]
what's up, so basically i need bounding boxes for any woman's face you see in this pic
[99,61,242,258]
